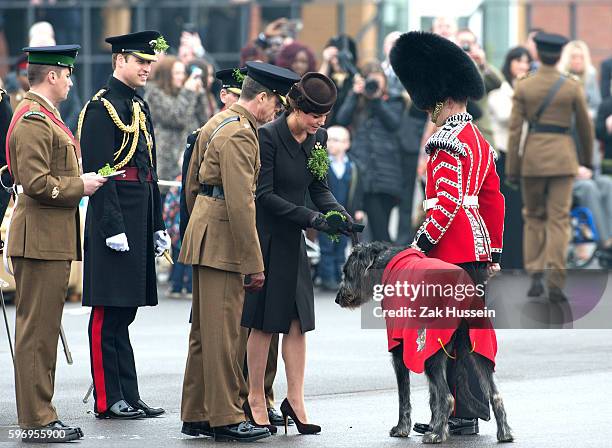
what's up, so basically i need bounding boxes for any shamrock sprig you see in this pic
[233,69,246,84]
[307,142,330,181]
[324,210,346,243]
[150,36,170,54]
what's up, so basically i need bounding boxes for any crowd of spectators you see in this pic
[1,11,612,277]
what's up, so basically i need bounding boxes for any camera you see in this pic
[364,78,380,96]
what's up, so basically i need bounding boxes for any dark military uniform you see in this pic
[506,33,593,296]
[79,32,166,417]
[5,46,85,442]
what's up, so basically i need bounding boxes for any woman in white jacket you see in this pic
[488,46,532,270]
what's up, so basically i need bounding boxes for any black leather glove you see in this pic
[309,213,334,234]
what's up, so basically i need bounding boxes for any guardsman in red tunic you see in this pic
[390,31,505,436]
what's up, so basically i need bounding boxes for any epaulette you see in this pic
[24,111,46,120]
[424,123,468,157]
[90,88,108,102]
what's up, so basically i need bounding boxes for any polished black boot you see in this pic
[413,417,479,435]
[21,420,84,443]
[268,407,293,426]
[527,273,545,297]
[212,421,271,442]
[95,399,145,419]
[548,286,569,303]
[181,421,213,437]
[129,399,165,417]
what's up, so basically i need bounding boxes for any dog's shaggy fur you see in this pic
[336,242,513,443]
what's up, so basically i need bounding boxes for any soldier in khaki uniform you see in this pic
[179,61,299,442]
[506,32,593,301]
[5,45,106,442]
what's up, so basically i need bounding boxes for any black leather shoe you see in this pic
[213,421,271,442]
[55,420,84,438]
[129,399,165,417]
[95,399,146,419]
[21,420,83,443]
[527,274,545,297]
[182,421,213,437]
[548,286,569,303]
[268,407,293,426]
[413,418,479,435]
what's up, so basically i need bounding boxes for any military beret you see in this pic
[216,67,247,95]
[23,44,80,69]
[287,72,337,115]
[105,30,168,62]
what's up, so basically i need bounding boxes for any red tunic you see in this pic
[382,249,497,374]
[413,112,505,264]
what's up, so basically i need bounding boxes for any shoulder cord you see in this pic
[77,89,153,170]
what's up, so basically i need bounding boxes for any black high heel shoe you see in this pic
[280,398,321,435]
[242,401,277,434]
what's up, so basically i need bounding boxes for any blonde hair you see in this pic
[558,40,595,83]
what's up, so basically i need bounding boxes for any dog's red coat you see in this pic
[382,249,497,374]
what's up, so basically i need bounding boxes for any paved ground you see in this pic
[1,281,612,447]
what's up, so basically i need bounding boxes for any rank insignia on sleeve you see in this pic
[51,186,59,199]
[24,111,46,120]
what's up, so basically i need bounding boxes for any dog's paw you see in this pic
[497,429,514,443]
[389,424,410,438]
[422,432,445,444]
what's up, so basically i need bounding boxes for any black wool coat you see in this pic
[241,113,344,334]
[81,76,164,308]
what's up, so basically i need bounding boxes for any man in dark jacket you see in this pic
[79,31,170,420]
[335,62,404,242]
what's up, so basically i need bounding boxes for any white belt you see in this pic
[423,195,479,211]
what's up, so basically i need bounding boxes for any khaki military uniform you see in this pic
[179,103,263,427]
[7,91,84,428]
[506,64,593,288]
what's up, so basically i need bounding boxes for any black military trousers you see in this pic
[88,306,140,413]
[447,261,491,421]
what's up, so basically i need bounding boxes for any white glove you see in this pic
[106,233,130,252]
[154,230,171,256]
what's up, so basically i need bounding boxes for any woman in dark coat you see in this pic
[241,73,352,432]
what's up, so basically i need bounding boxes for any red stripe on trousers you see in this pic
[92,307,107,412]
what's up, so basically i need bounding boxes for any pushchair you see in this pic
[567,206,605,268]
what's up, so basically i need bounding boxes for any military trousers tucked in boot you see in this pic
[13,257,71,428]
[181,265,248,427]
[521,176,573,289]
[88,306,140,413]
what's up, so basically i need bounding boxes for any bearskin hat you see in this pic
[390,31,484,111]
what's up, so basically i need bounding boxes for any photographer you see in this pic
[456,28,504,145]
[335,61,404,242]
[319,34,359,126]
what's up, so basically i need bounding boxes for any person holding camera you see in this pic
[456,28,504,146]
[335,61,404,242]
[144,55,203,183]
[318,34,359,126]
